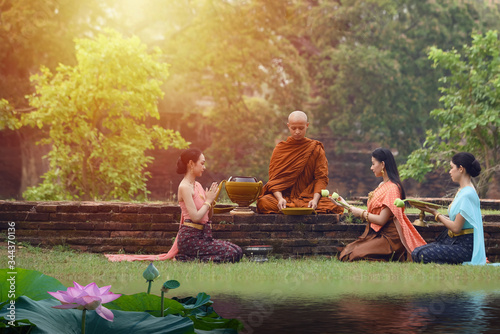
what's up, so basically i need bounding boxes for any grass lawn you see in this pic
[5,243,500,299]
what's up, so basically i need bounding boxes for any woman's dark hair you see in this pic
[176,148,202,174]
[452,152,481,178]
[372,148,406,200]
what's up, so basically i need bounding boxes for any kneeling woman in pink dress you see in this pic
[170,148,242,262]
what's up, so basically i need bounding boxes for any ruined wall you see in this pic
[2,201,500,261]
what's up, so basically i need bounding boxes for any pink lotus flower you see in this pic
[48,282,121,321]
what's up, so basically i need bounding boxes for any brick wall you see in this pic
[1,201,500,261]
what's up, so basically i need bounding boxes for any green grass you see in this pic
[5,244,500,299]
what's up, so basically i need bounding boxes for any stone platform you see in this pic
[1,201,499,262]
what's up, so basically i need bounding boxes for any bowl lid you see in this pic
[228,176,257,182]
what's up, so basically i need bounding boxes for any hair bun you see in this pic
[176,156,187,174]
[470,159,481,177]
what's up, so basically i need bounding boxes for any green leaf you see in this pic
[105,292,185,317]
[0,268,66,307]
[0,296,194,334]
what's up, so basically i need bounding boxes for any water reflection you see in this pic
[211,291,500,334]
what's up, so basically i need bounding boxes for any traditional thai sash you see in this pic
[448,228,474,238]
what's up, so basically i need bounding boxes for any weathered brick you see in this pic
[88,245,122,253]
[130,223,153,231]
[94,222,133,231]
[138,206,164,214]
[68,237,109,246]
[16,229,39,237]
[119,205,140,213]
[110,231,146,238]
[55,213,90,222]
[6,203,38,211]
[151,214,175,224]
[36,205,58,213]
[13,221,39,229]
[211,223,239,231]
[290,246,312,254]
[315,214,340,224]
[0,213,31,221]
[312,224,338,232]
[151,223,179,232]
[38,230,91,238]
[160,206,181,215]
[70,245,90,252]
[112,213,139,223]
[57,205,81,213]
[249,232,271,239]
[136,214,153,224]
[88,230,111,238]
[239,224,260,232]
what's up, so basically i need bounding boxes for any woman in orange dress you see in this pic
[332,148,426,261]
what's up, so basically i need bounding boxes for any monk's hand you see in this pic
[277,198,287,210]
[308,199,318,210]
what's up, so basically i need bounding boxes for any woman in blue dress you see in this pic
[411,152,487,265]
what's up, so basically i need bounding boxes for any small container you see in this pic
[244,245,273,262]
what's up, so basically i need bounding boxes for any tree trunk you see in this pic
[18,128,50,197]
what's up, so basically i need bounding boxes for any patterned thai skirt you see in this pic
[175,221,243,263]
[411,229,473,264]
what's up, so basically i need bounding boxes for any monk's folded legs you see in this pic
[257,194,281,214]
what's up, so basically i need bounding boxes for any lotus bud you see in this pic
[321,189,329,197]
[161,280,180,293]
[394,198,406,208]
[143,263,160,281]
[330,192,340,200]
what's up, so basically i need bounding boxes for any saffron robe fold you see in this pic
[340,181,427,261]
[257,136,343,214]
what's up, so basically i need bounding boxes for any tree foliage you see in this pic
[307,0,500,157]
[22,30,188,201]
[400,30,500,196]
[152,0,310,181]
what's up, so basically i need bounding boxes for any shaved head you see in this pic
[288,110,308,123]
[287,110,309,141]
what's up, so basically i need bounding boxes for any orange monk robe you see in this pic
[257,137,343,214]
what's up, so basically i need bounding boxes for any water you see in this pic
[210,291,500,333]
[75,277,500,333]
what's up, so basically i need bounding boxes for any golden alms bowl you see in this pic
[216,176,263,215]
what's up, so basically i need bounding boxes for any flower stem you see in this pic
[81,309,86,334]
[147,280,152,294]
[161,291,165,317]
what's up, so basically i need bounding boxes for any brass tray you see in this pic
[213,206,237,214]
[281,208,316,215]
[406,199,442,209]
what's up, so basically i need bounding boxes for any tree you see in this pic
[307,0,500,157]
[400,30,500,196]
[108,0,310,181]
[0,99,22,131]
[0,0,110,195]
[22,30,188,201]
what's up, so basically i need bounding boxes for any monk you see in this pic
[257,110,343,214]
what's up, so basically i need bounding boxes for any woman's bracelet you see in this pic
[434,213,441,222]
[204,201,212,209]
[366,212,370,223]
[361,210,367,221]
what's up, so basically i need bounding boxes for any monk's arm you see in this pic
[312,146,329,196]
